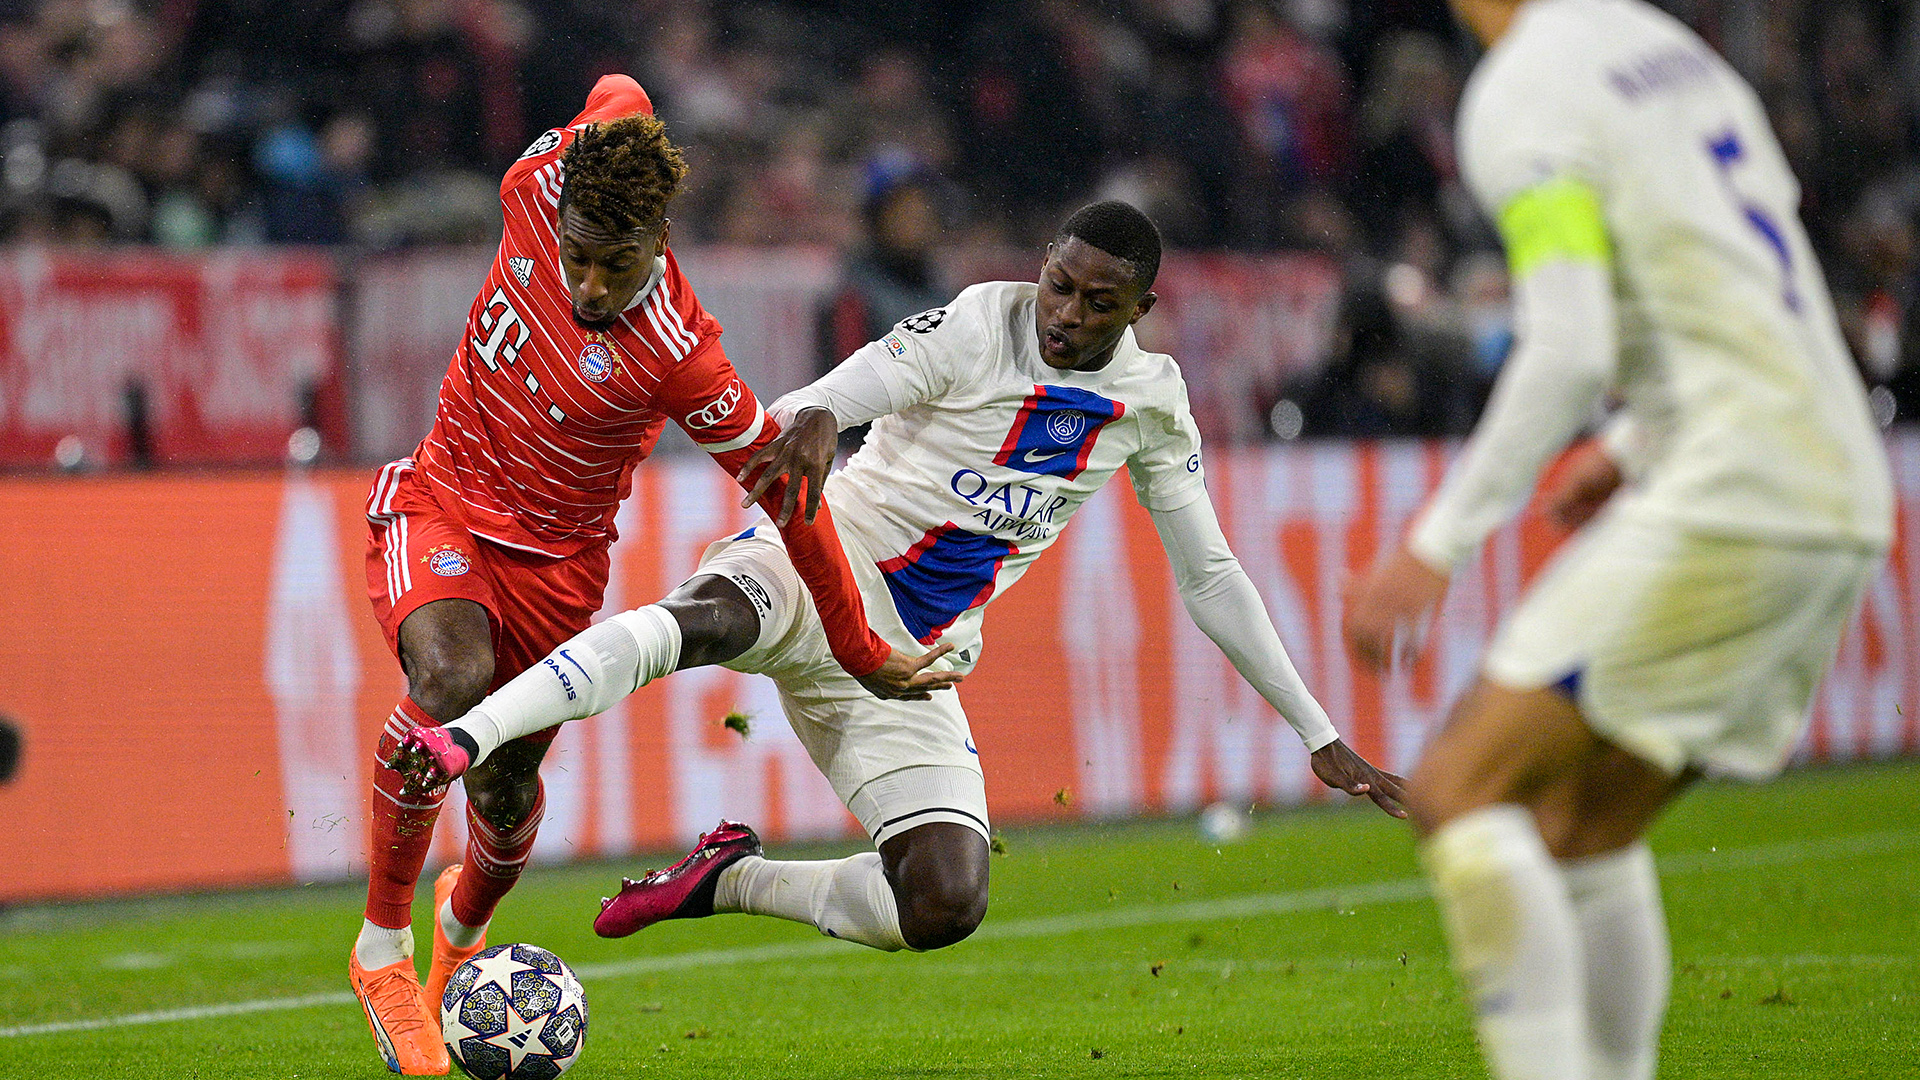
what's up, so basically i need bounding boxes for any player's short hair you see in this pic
[558,115,688,238]
[1056,200,1162,291]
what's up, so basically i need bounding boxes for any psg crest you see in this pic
[1047,409,1086,444]
[578,341,618,383]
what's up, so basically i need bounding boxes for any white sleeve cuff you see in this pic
[767,399,832,430]
[1597,411,1649,480]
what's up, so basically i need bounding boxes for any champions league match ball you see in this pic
[441,943,589,1080]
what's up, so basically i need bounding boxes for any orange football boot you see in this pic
[348,946,449,1075]
[423,863,488,1042]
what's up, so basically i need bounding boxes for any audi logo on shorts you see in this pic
[685,380,745,429]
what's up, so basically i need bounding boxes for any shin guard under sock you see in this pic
[1563,843,1668,1080]
[364,697,448,930]
[1422,805,1587,1080]
[450,781,546,929]
[450,606,681,768]
[715,852,909,952]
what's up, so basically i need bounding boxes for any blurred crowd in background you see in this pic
[2,0,1918,436]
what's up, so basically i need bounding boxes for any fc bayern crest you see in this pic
[1047,409,1086,444]
[578,342,617,383]
[428,548,471,577]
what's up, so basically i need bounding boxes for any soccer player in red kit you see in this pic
[350,74,957,1075]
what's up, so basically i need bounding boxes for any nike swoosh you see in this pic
[1019,448,1068,464]
[558,648,594,683]
[965,739,978,755]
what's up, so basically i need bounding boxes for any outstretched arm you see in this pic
[675,343,956,699]
[1150,494,1407,818]
[1346,178,1619,674]
[664,343,897,674]
[737,335,928,524]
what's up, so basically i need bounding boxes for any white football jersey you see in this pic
[816,280,1208,673]
[1459,0,1892,547]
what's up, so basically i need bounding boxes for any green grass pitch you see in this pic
[3,760,1915,1079]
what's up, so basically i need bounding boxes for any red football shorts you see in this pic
[365,458,611,719]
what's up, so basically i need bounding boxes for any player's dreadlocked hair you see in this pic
[558,115,688,236]
[1057,201,1162,291]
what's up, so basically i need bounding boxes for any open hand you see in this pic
[1543,439,1623,531]
[857,644,965,701]
[1309,739,1409,818]
[737,406,837,526]
[1342,544,1449,674]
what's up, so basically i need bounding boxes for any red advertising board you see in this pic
[0,245,1337,468]
[0,249,343,467]
[2,437,1916,903]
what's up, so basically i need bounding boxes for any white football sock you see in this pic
[437,897,488,951]
[354,920,414,970]
[714,852,910,952]
[1562,843,1668,1080]
[1422,805,1587,1080]
[451,606,681,767]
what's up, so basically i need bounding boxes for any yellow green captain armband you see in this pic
[1497,177,1612,278]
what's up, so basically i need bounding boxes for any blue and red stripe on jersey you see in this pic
[877,523,1018,644]
[992,385,1126,481]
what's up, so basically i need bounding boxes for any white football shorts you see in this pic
[1484,511,1880,780]
[689,524,990,847]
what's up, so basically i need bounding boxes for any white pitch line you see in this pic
[567,876,1436,983]
[4,827,1915,1040]
[573,939,853,979]
[0,993,350,1038]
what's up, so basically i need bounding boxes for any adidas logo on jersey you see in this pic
[509,257,534,288]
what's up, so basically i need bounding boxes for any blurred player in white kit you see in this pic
[1344,2,1893,1079]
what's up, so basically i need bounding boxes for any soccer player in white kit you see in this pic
[392,200,1406,955]
[1343,2,1893,1079]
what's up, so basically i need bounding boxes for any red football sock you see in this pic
[363,697,448,929]
[450,779,546,928]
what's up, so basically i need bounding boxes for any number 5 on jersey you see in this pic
[1704,130,1800,314]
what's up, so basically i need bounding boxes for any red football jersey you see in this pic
[413,74,889,674]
